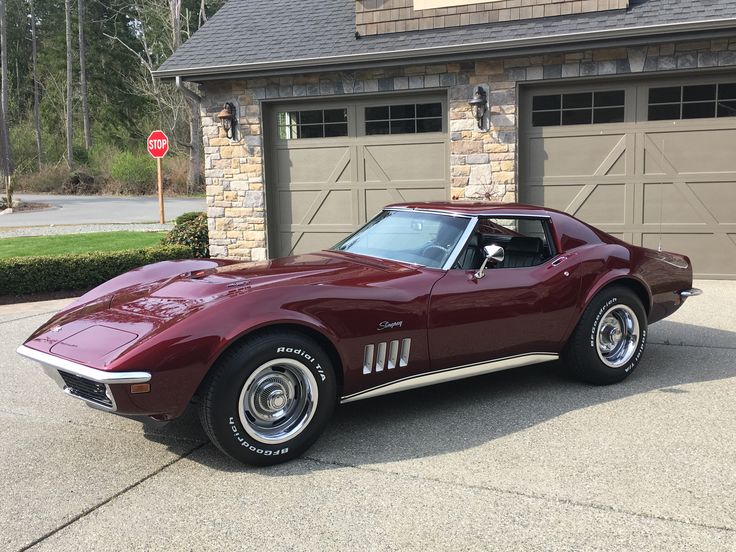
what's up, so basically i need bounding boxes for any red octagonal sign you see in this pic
[147,130,169,159]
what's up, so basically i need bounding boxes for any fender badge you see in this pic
[378,321,403,331]
[49,325,62,333]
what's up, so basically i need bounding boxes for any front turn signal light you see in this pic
[130,383,151,394]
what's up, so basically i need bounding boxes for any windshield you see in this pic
[332,210,470,268]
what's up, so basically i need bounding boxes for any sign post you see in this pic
[147,130,169,224]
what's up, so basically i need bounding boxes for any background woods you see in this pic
[0,0,225,202]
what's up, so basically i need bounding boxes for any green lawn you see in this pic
[0,231,167,259]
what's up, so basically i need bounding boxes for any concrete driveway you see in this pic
[0,194,205,228]
[1,281,734,551]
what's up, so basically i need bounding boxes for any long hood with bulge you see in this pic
[22,251,423,369]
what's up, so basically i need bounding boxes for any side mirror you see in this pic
[474,244,505,279]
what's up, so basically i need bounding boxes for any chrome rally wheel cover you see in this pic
[238,358,319,445]
[596,304,640,368]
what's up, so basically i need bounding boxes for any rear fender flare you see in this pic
[582,272,652,313]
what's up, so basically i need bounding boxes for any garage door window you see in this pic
[277,108,348,139]
[532,90,625,127]
[365,103,443,135]
[648,83,736,121]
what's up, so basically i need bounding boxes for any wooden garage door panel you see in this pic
[643,183,704,225]
[526,134,626,179]
[363,142,447,183]
[645,129,736,173]
[274,189,356,227]
[689,182,736,223]
[575,184,627,225]
[273,146,352,187]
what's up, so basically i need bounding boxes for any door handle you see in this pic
[551,256,567,267]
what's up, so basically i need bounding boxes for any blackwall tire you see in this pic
[198,331,337,466]
[563,286,648,385]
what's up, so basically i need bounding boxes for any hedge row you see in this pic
[0,245,191,296]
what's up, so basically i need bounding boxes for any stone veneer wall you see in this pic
[356,0,628,36]
[201,39,736,259]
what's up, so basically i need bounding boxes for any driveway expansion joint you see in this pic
[649,340,736,350]
[301,456,736,535]
[17,441,209,552]
[0,311,59,326]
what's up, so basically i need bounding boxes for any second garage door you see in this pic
[520,75,736,279]
[267,95,449,257]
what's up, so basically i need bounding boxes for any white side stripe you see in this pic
[343,353,558,403]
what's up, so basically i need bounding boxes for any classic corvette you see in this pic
[18,202,701,465]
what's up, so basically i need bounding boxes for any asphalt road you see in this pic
[0,194,205,228]
[1,281,734,551]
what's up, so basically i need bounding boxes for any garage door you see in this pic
[267,95,449,257]
[520,76,736,279]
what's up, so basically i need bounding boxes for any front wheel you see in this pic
[198,331,337,465]
[563,286,648,385]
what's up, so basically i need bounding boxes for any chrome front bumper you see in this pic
[679,288,703,298]
[16,345,151,411]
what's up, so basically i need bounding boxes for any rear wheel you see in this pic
[198,331,337,465]
[564,286,647,385]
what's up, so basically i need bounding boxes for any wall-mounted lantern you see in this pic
[217,102,237,139]
[468,86,488,130]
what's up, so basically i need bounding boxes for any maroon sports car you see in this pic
[18,202,701,465]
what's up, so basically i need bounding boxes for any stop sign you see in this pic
[147,130,169,158]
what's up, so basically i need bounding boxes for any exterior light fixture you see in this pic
[468,86,488,130]
[217,102,237,139]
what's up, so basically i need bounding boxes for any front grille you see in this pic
[58,371,113,409]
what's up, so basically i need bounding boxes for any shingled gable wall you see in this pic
[201,39,736,259]
[356,0,629,36]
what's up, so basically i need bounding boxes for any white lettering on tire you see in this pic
[276,346,327,381]
[228,417,288,456]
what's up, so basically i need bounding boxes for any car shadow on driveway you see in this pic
[142,321,736,473]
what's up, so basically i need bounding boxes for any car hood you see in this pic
[23,251,423,367]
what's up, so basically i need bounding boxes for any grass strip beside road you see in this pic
[0,231,166,259]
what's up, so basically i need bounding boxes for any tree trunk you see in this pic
[78,0,91,150]
[187,97,201,193]
[0,106,11,208]
[0,0,14,206]
[0,0,9,120]
[178,82,202,194]
[169,0,181,50]
[65,0,74,167]
[30,0,42,168]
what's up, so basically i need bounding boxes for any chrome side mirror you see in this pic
[474,244,505,279]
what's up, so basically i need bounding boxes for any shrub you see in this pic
[162,211,209,258]
[110,151,156,195]
[16,164,71,194]
[61,170,99,195]
[0,245,191,296]
[175,211,203,225]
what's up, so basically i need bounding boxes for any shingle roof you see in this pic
[155,0,736,79]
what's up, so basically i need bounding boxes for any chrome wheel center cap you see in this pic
[267,389,287,410]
